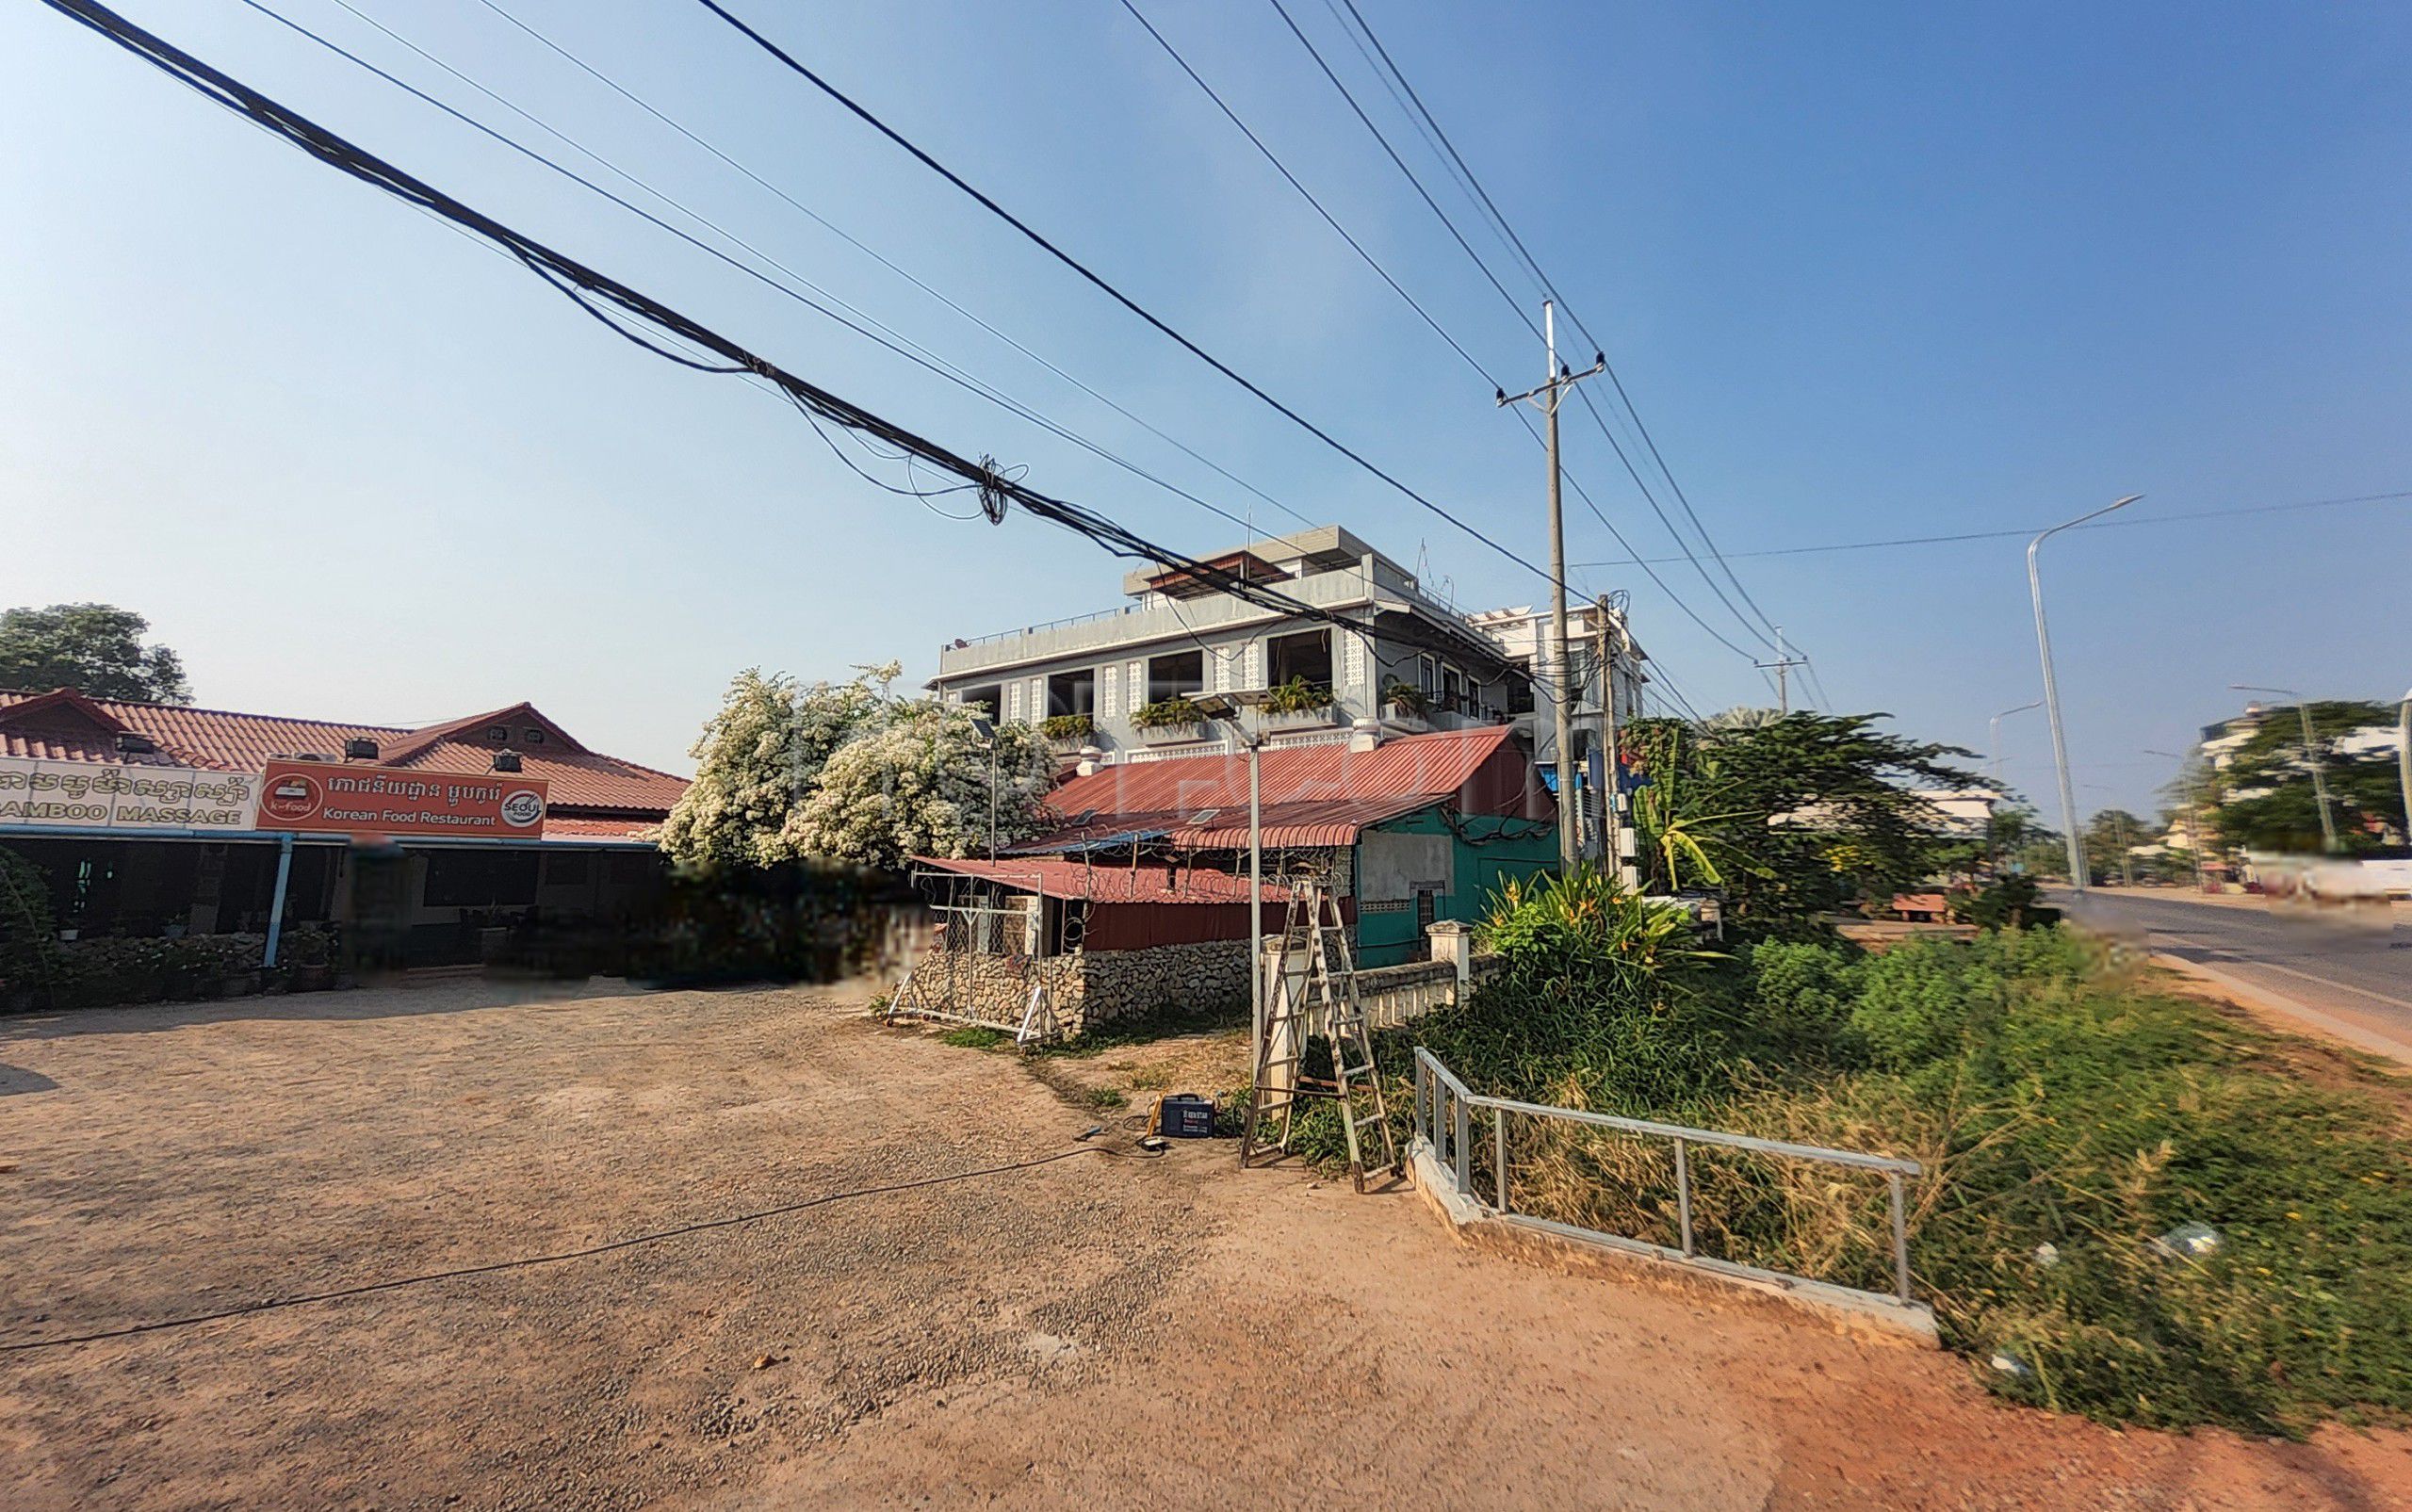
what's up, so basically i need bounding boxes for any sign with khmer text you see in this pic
[254,760,548,837]
[0,756,262,832]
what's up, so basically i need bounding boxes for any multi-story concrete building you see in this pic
[1462,600,1650,769]
[931,526,1531,762]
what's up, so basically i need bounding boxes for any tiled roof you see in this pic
[1028,726,1542,851]
[0,688,687,818]
[913,854,1290,904]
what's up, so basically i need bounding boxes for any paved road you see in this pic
[2058,888,2412,1065]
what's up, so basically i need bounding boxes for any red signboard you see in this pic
[255,761,548,837]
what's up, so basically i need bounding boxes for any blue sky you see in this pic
[4,1,2406,820]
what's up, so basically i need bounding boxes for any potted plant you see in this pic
[1261,676,1336,730]
[1039,712,1095,748]
[1381,679,1431,726]
[1130,695,1211,743]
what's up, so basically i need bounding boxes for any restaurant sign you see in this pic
[254,760,548,837]
[0,756,261,832]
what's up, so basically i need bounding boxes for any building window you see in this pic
[485,725,509,743]
[525,728,546,744]
[960,683,1002,720]
[1046,668,1097,718]
[424,851,540,908]
[1266,629,1332,692]
[1442,664,1465,711]
[1147,650,1205,704]
[1418,655,1438,697]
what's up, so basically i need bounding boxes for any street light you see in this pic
[2144,747,2208,892]
[2028,493,2143,891]
[2230,684,2339,853]
[969,715,1002,861]
[1989,700,2043,787]
[2398,687,2411,854]
[1195,690,1273,1070]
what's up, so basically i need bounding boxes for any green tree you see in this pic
[2207,699,2403,854]
[788,699,1054,870]
[1625,712,1984,927]
[2083,807,2152,884]
[0,603,191,704]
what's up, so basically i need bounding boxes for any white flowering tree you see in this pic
[659,664,893,869]
[787,698,1055,871]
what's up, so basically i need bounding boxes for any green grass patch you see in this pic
[937,1025,1010,1049]
[1083,1086,1130,1112]
[1331,914,2412,1434]
[1026,1000,1247,1059]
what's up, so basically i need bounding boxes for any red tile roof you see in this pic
[1030,726,1545,852]
[0,688,687,818]
[913,854,1290,904]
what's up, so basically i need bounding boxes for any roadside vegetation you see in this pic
[1279,711,2411,1433]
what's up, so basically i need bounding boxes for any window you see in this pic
[1146,650,1205,704]
[1266,628,1332,691]
[1441,664,1465,710]
[960,683,1002,721]
[485,725,510,743]
[1418,655,1438,697]
[1046,669,1096,717]
[525,728,545,744]
[424,850,540,908]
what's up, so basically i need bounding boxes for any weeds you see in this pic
[937,1025,1009,1049]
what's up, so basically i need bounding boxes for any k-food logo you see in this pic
[260,772,323,823]
[499,788,546,828]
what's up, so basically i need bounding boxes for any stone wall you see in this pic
[1072,938,1251,1033]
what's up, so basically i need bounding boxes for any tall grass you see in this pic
[1299,872,2412,1433]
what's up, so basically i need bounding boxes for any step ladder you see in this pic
[1240,877,1399,1192]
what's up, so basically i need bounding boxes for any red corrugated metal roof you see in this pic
[0,688,687,817]
[1032,726,1539,851]
[915,855,1290,903]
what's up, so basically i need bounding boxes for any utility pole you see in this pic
[2144,747,2207,892]
[1595,594,1633,886]
[1753,627,1806,715]
[2232,684,2339,853]
[2029,493,2143,891]
[1498,301,1605,874]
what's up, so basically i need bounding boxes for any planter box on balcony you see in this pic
[1381,706,1433,734]
[1136,722,1212,745]
[1264,707,1338,733]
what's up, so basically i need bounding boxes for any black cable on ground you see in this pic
[0,1146,1113,1355]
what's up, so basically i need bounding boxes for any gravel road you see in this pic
[3,978,2406,1508]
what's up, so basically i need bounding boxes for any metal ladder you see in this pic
[1240,879,1398,1192]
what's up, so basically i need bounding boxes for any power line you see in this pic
[1571,490,2412,567]
[470,0,1312,533]
[1263,0,1776,661]
[41,0,1544,692]
[243,0,1285,545]
[1328,0,1786,650]
[688,0,1564,594]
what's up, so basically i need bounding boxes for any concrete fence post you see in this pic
[1426,919,1473,1003]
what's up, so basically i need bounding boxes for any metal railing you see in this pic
[1411,1048,1923,1309]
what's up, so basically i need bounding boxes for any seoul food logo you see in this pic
[260,772,322,822]
[499,788,546,828]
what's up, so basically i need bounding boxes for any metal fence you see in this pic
[1411,1047,1922,1309]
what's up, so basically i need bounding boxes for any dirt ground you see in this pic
[4,981,2410,1509]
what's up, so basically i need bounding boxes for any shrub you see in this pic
[1039,712,1095,742]
[0,846,62,1000]
[1129,696,1206,731]
[1260,676,1333,715]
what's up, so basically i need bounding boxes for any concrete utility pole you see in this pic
[2399,688,2412,852]
[2028,493,2143,891]
[2144,747,2208,891]
[2232,684,2338,853]
[1498,301,1605,874]
[1594,594,1635,886]
[1754,627,1806,715]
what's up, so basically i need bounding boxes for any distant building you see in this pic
[929,526,1532,762]
[0,687,683,963]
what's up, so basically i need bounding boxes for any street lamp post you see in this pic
[1989,700,2043,787]
[1197,691,1271,1076]
[970,716,1002,861]
[2231,684,2339,854]
[2399,688,2412,853]
[2028,495,2143,892]
[2144,747,2208,891]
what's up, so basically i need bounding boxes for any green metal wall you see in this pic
[1352,808,1556,967]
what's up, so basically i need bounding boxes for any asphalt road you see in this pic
[2058,888,2412,1065]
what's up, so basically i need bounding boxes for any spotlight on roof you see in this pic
[491,751,523,773]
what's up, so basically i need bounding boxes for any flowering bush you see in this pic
[660,664,894,870]
[788,701,1055,871]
